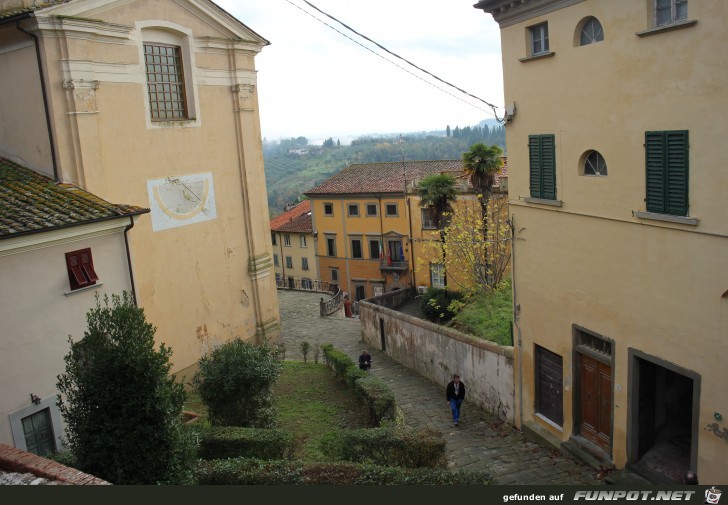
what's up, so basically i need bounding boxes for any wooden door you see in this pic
[579,354,612,453]
[536,346,563,426]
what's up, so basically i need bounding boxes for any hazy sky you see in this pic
[214,0,504,142]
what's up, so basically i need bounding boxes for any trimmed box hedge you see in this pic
[197,426,294,460]
[194,458,496,485]
[319,426,446,468]
[322,344,396,426]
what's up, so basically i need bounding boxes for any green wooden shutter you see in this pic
[529,135,542,198]
[666,131,689,216]
[540,134,556,200]
[529,134,556,199]
[645,130,688,216]
[645,131,666,213]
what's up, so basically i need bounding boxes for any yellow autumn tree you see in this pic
[418,193,511,296]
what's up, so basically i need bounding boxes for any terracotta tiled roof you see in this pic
[0,158,149,238]
[270,200,312,233]
[305,160,467,196]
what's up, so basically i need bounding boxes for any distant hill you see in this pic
[264,120,505,216]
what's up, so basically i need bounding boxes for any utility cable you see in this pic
[299,0,504,122]
[282,0,501,119]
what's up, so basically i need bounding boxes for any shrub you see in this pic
[197,427,293,460]
[321,344,395,426]
[318,426,446,468]
[353,376,396,425]
[56,292,196,485]
[192,338,282,427]
[420,287,465,323]
[322,344,355,379]
[300,340,310,362]
[194,458,496,485]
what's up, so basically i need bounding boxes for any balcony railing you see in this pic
[379,259,409,272]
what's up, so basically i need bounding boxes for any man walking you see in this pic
[446,373,465,427]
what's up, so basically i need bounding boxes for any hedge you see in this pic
[194,458,496,485]
[197,427,294,460]
[318,426,447,469]
[321,344,396,426]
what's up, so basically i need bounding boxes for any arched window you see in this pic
[584,150,607,176]
[579,17,604,45]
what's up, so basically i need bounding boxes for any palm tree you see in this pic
[463,143,505,287]
[417,173,457,288]
[462,142,504,213]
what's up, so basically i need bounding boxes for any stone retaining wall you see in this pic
[360,290,516,423]
[0,444,110,485]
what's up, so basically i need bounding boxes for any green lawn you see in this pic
[183,361,367,462]
[452,277,513,346]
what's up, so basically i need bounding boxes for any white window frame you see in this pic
[9,396,63,455]
[655,0,688,27]
[430,263,445,288]
[284,234,291,247]
[300,235,307,248]
[421,208,436,229]
[347,203,360,217]
[285,256,293,269]
[302,257,309,270]
[530,22,550,56]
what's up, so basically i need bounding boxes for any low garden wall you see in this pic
[359,289,515,424]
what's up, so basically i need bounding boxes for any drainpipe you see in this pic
[511,213,523,432]
[123,217,139,306]
[16,20,60,182]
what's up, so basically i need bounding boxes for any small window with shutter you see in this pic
[645,130,689,216]
[65,248,99,291]
[529,134,556,200]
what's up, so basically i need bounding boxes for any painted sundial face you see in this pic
[147,173,217,231]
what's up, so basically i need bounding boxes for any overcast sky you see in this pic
[214,0,504,143]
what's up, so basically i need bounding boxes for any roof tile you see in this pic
[305,160,468,196]
[0,158,148,238]
[270,200,312,233]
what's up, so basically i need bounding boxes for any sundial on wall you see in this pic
[147,173,217,231]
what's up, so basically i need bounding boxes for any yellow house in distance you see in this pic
[305,160,507,301]
[270,200,319,289]
[475,0,728,484]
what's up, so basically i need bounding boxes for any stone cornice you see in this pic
[474,0,586,28]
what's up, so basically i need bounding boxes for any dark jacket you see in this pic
[446,380,465,401]
[359,353,372,370]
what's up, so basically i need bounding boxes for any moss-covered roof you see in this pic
[0,157,148,238]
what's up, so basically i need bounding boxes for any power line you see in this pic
[282,0,503,120]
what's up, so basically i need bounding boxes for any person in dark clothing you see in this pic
[358,350,372,371]
[683,470,698,485]
[446,374,465,426]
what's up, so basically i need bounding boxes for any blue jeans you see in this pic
[449,399,463,423]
